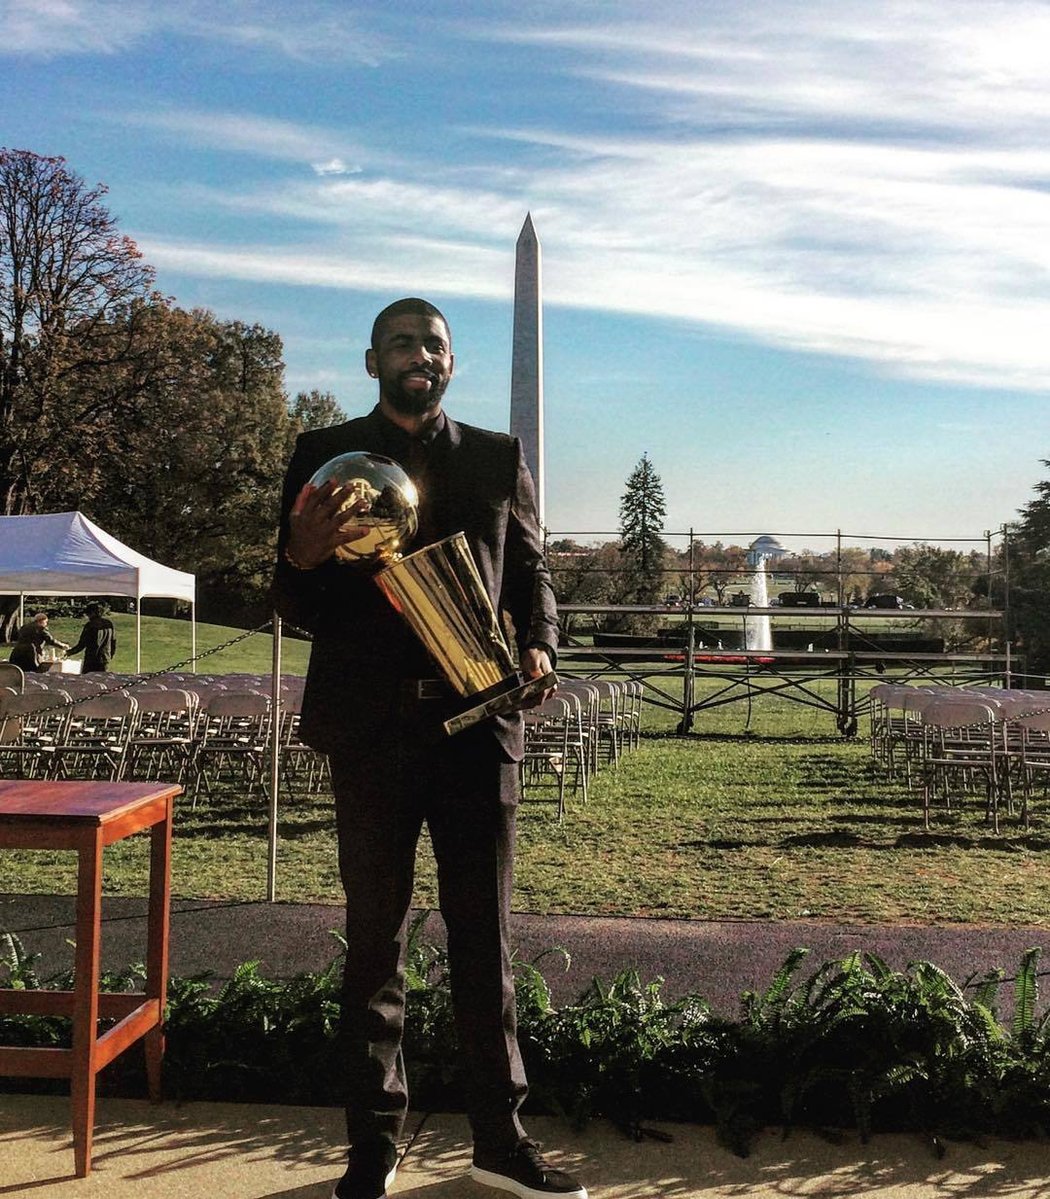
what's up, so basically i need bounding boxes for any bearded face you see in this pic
[368,313,454,417]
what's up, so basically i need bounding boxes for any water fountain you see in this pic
[744,554,773,651]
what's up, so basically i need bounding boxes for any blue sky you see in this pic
[2,0,1048,554]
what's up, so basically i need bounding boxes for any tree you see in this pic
[0,148,158,515]
[782,550,830,596]
[290,388,345,433]
[892,544,981,609]
[837,546,876,605]
[619,453,667,581]
[81,307,294,626]
[548,540,621,635]
[1003,463,1050,676]
[694,542,748,604]
[614,454,668,631]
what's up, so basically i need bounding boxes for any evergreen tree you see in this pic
[619,453,667,579]
[1004,462,1050,678]
[614,454,668,630]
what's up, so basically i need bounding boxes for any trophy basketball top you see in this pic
[307,451,419,565]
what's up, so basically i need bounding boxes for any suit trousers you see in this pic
[328,713,528,1154]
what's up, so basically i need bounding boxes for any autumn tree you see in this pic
[290,388,345,434]
[836,546,878,605]
[0,148,159,515]
[891,544,981,609]
[81,308,294,625]
[694,542,748,604]
[781,550,830,596]
[548,540,622,635]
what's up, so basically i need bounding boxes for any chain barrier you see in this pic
[2,620,276,717]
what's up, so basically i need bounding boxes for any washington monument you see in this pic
[509,213,544,526]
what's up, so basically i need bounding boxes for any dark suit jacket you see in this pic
[271,406,559,760]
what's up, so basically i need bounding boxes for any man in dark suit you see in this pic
[272,298,586,1199]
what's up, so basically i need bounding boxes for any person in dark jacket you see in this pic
[8,612,70,672]
[67,603,117,673]
[272,298,585,1199]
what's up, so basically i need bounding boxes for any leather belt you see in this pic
[403,678,447,701]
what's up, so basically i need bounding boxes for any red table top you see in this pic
[0,779,180,825]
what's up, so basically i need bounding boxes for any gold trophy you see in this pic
[309,452,556,735]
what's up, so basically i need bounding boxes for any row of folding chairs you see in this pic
[869,684,1050,831]
[0,679,327,802]
[519,678,644,819]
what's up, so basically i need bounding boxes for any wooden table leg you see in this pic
[71,828,104,1178]
[144,797,173,1101]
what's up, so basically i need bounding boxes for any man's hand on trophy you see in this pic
[518,646,556,709]
[287,481,370,569]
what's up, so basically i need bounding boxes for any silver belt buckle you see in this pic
[416,679,444,700]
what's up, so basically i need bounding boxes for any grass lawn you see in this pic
[37,611,313,677]
[3,618,1045,925]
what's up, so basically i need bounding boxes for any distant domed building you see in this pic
[747,535,788,567]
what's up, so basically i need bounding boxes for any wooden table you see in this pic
[0,779,180,1177]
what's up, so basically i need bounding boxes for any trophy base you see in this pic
[443,671,558,737]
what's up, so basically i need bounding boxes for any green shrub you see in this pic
[3,929,1050,1154]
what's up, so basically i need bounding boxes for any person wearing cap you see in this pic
[67,603,118,673]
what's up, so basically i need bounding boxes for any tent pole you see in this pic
[136,597,142,673]
[191,600,197,672]
[267,613,282,903]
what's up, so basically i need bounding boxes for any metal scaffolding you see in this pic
[548,526,1011,737]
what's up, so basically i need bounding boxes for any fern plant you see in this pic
[7,925,1050,1154]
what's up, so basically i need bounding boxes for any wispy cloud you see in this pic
[114,108,365,170]
[181,1,390,66]
[311,158,356,177]
[1,0,150,55]
[143,123,1050,389]
[79,1,1050,391]
[480,3,1050,137]
[138,236,510,302]
[0,0,390,63]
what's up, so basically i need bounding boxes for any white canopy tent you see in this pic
[0,511,196,671]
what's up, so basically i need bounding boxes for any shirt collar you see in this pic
[368,405,447,449]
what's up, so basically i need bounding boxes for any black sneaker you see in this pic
[332,1139,398,1199]
[471,1138,587,1198]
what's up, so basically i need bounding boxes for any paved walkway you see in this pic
[4,895,1050,1195]
[4,1094,1049,1196]
[4,895,1050,1013]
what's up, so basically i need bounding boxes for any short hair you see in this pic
[85,603,102,617]
[370,298,450,352]
[31,611,48,623]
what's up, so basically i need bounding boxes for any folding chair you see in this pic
[193,690,272,803]
[590,680,623,768]
[621,679,644,750]
[277,684,330,794]
[919,697,1002,832]
[52,692,139,781]
[520,695,578,819]
[123,689,199,784]
[1015,710,1050,829]
[896,687,938,784]
[0,688,73,778]
[558,680,601,774]
[0,662,24,694]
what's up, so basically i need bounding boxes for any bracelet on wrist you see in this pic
[283,544,317,571]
